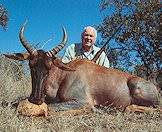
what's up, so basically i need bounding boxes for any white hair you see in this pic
[83,26,97,38]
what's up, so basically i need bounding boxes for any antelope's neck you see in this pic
[48,67,67,87]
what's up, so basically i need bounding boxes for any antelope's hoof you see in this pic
[17,99,48,117]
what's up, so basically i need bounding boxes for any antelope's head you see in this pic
[4,23,73,105]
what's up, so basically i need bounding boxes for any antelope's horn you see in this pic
[19,22,35,54]
[46,26,67,57]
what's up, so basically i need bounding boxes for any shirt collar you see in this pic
[82,44,95,55]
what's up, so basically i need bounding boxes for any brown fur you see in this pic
[4,24,161,116]
[44,59,160,111]
[5,52,161,116]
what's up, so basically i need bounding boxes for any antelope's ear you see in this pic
[53,58,75,71]
[3,52,30,61]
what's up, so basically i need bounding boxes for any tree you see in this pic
[98,0,161,80]
[0,5,26,80]
[0,4,8,30]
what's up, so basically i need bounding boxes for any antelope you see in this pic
[4,24,161,116]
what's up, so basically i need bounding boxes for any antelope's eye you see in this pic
[48,61,53,66]
[45,58,53,69]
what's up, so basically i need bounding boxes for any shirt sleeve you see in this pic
[62,44,74,63]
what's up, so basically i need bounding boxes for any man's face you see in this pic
[82,28,96,48]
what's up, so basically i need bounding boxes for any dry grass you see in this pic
[0,56,161,132]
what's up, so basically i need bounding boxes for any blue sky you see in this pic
[0,0,105,56]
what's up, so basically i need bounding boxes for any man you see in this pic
[62,26,110,68]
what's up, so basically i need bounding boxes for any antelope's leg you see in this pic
[125,104,161,113]
[128,77,160,107]
[48,100,92,115]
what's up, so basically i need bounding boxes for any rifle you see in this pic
[92,22,124,62]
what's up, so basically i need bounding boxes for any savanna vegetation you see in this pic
[0,1,161,132]
[0,4,8,30]
[98,0,161,81]
[0,56,161,131]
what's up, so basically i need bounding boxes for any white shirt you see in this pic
[62,43,110,68]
